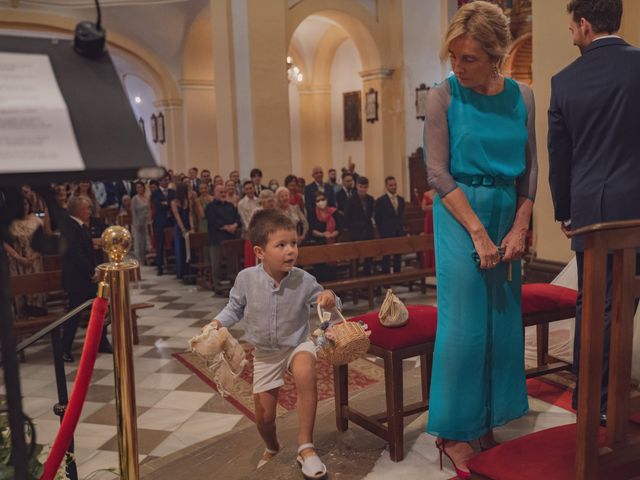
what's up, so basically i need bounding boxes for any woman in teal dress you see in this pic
[424,2,537,478]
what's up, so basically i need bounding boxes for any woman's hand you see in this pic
[471,229,500,269]
[500,226,528,262]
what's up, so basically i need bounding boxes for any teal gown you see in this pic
[426,76,531,441]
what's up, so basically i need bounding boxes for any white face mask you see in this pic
[270,184,278,192]
[316,200,327,209]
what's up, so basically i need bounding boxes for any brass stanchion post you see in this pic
[98,226,139,480]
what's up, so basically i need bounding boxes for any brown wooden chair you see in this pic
[468,220,640,480]
[334,305,438,462]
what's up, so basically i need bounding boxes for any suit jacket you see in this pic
[336,188,354,214]
[374,194,405,238]
[548,37,640,250]
[60,216,96,294]
[151,188,176,229]
[344,194,374,241]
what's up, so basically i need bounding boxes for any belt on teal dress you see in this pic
[454,175,516,187]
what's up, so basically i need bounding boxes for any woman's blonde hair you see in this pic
[441,1,511,68]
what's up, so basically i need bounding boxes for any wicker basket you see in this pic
[316,306,371,366]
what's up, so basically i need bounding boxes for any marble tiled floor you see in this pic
[1,267,577,479]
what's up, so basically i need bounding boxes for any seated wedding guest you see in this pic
[275,187,308,245]
[335,172,355,216]
[4,195,47,317]
[213,175,225,187]
[268,179,279,192]
[200,169,212,189]
[244,189,277,268]
[131,181,151,264]
[60,196,112,362]
[345,176,375,275]
[171,183,196,280]
[195,182,213,233]
[187,167,200,191]
[205,184,242,294]
[308,191,339,281]
[285,174,305,213]
[151,175,175,275]
[72,181,100,218]
[327,168,341,193]
[250,168,267,195]
[374,176,406,274]
[229,170,242,197]
[225,179,240,207]
[117,195,132,226]
[238,181,260,232]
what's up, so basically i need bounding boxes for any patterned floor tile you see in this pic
[173,310,211,319]
[99,428,172,455]
[82,404,149,426]
[160,303,194,311]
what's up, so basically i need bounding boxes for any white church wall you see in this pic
[330,38,364,175]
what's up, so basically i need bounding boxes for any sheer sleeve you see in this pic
[424,81,458,198]
[517,82,538,201]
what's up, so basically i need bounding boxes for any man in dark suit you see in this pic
[304,166,337,225]
[548,0,640,420]
[335,172,355,215]
[374,176,406,273]
[151,175,175,275]
[249,168,267,196]
[60,196,111,362]
[345,176,375,275]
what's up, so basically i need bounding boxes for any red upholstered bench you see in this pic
[521,284,578,379]
[468,423,605,480]
[334,305,437,462]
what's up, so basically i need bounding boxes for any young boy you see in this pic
[209,209,337,478]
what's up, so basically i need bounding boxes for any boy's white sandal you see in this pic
[257,447,279,469]
[296,443,327,479]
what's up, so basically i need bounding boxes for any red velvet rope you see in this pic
[40,296,109,480]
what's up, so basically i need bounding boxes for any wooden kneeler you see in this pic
[333,306,438,462]
[468,220,640,480]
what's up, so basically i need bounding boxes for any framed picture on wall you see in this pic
[365,88,378,123]
[415,83,430,120]
[343,91,362,141]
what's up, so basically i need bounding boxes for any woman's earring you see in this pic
[492,63,500,79]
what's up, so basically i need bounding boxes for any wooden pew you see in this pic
[10,271,66,340]
[188,232,211,288]
[297,235,435,309]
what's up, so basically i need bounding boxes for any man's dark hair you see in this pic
[201,169,210,175]
[356,176,369,186]
[242,180,254,188]
[566,0,622,34]
[385,176,396,184]
[341,171,353,180]
[149,179,159,187]
[328,168,336,173]
[248,209,296,247]
[250,168,263,178]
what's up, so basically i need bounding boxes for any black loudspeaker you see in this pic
[73,0,105,59]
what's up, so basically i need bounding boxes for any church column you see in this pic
[298,83,332,178]
[210,0,292,180]
[154,98,185,174]
[210,0,240,176]
[361,67,404,197]
[246,0,292,181]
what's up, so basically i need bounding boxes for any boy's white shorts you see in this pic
[252,340,317,394]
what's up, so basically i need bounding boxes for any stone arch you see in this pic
[182,9,214,84]
[0,9,181,103]
[287,0,383,72]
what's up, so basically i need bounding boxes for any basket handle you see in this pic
[316,303,347,325]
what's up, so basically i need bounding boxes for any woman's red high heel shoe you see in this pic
[435,439,471,479]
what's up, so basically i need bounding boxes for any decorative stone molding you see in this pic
[179,79,215,90]
[297,84,332,95]
[153,98,183,109]
[359,67,394,81]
